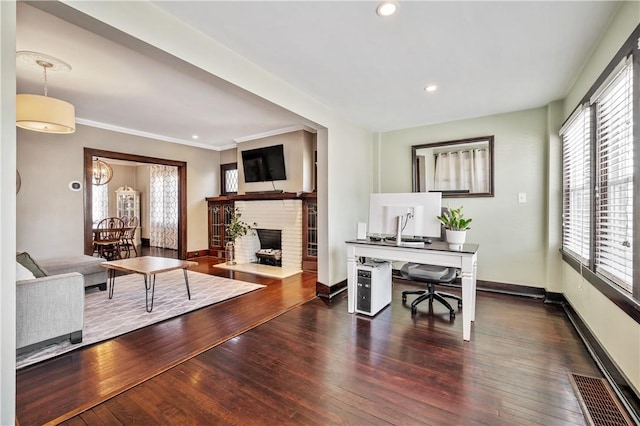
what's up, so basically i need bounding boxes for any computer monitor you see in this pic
[367,192,442,241]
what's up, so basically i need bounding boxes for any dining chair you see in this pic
[120,216,139,258]
[94,217,125,260]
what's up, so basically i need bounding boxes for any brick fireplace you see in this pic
[233,200,303,270]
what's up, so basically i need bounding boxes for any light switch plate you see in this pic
[518,192,527,203]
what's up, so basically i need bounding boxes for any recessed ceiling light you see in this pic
[424,85,438,92]
[376,2,397,17]
[192,134,199,140]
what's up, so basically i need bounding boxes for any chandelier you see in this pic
[92,159,113,186]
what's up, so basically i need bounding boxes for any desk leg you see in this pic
[144,274,156,313]
[346,245,357,313]
[471,257,477,322]
[183,269,191,300]
[460,254,477,341]
[107,269,116,299]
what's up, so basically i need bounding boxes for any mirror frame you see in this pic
[411,135,494,198]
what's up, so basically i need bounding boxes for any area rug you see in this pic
[16,269,265,369]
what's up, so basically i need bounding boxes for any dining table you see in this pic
[92,226,134,259]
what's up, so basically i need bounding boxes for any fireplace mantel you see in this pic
[206,192,316,202]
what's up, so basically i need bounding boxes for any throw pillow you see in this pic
[16,261,35,281]
[16,252,49,278]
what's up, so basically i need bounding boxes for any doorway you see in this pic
[83,148,188,259]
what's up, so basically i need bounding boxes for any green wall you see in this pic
[378,107,549,288]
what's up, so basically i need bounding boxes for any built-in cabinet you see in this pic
[207,199,234,258]
[206,192,317,271]
[301,193,318,272]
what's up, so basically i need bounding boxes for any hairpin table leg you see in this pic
[183,269,191,300]
[107,269,116,299]
[144,274,156,313]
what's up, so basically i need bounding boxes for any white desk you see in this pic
[346,239,479,341]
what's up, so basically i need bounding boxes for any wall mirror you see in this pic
[412,135,494,198]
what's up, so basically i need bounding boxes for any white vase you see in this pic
[446,230,466,250]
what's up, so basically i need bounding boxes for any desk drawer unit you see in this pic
[355,261,392,316]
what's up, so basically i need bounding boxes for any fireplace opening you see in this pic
[255,229,282,267]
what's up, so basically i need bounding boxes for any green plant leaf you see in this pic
[437,205,472,230]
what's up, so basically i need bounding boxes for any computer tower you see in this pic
[355,261,392,316]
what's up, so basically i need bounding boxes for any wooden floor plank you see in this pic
[57,280,603,425]
[16,256,317,425]
[19,261,603,425]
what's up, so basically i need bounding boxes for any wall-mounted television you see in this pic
[241,144,287,182]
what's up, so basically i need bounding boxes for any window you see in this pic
[92,183,108,225]
[561,44,639,302]
[221,163,238,195]
[149,165,179,250]
[593,58,634,292]
[561,106,591,265]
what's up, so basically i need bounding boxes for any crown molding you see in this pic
[234,125,317,144]
[75,118,222,151]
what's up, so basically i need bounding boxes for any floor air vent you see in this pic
[568,373,633,426]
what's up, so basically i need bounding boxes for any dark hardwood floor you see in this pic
[139,245,178,259]
[16,255,317,425]
[47,277,600,425]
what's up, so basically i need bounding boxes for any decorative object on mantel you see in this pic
[225,208,252,265]
[92,158,113,185]
[16,51,76,134]
[437,205,472,249]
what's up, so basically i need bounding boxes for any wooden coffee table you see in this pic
[101,256,198,312]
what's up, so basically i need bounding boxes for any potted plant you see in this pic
[225,208,252,265]
[437,205,472,249]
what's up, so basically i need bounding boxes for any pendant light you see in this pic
[92,158,113,186]
[16,51,76,134]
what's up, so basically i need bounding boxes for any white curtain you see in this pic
[92,184,109,225]
[149,165,179,250]
[434,148,489,193]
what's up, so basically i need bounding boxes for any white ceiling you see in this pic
[16,1,620,150]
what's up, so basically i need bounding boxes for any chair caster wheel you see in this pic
[411,307,417,314]
[450,311,456,319]
[458,300,463,308]
[402,295,407,302]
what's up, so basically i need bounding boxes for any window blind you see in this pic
[593,57,633,292]
[561,106,591,264]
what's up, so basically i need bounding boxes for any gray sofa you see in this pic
[16,254,106,353]
[17,272,84,353]
[39,255,107,289]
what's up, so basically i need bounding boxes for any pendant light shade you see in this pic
[16,94,76,134]
[16,51,76,134]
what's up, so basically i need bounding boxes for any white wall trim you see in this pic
[234,125,317,144]
[76,117,233,151]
